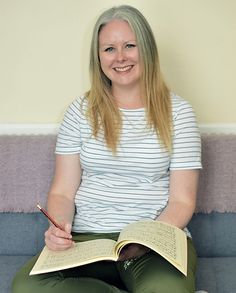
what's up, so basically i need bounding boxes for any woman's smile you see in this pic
[113,65,133,73]
[99,19,141,89]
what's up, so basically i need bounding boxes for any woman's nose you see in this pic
[116,48,127,62]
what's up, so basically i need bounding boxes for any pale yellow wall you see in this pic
[0,0,235,124]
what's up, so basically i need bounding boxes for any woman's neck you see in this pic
[111,85,143,109]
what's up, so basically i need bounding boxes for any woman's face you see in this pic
[98,19,141,90]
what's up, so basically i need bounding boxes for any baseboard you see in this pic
[0,123,236,135]
[199,123,236,134]
[0,124,59,135]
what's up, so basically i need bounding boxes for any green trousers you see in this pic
[12,233,197,293]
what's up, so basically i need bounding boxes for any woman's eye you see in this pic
[104,47,114,52]
[126,44,136,49]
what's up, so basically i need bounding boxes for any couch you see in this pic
[0,134,236,293]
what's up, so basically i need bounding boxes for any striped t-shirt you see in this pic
[55,94,202,233]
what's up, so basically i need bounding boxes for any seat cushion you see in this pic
[196,257,236,292]
[0,255,32,293]
[189,212,236,257]
[0,213,48,255]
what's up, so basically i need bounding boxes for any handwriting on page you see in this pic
[35,239,116,271]
[118,221,181,260]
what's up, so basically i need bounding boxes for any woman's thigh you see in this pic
[117,238,197,293]
[12,254,127,293]
[12,232,128,293]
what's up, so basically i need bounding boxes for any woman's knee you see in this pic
[11,270,33,293]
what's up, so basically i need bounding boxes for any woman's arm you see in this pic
[45,153,82,251]
[118,169,199,261]
[157,169,199,229]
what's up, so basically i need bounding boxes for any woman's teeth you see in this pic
[115,65,132,72]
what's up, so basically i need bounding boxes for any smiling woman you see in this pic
[12,5,201,293]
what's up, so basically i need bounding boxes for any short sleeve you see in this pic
[55,98,83,154]
[170,96,202,170]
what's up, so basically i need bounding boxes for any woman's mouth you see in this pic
[114,65,133,72]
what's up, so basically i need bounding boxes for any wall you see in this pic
[0,0,235,129]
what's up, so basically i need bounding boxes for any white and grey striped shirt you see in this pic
[55,94,202,233]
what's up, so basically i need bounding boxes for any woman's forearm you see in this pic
[47,193,75,227]
[158,169,199,229]
[156,199,196,229]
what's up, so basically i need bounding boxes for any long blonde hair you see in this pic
[86,5,172,153]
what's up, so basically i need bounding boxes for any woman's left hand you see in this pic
[118,244,150,261]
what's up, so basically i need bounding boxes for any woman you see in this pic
[12,5,201,293]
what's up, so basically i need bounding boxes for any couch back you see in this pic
[0,134,236,257]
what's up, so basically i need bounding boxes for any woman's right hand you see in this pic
[44,223,74,251]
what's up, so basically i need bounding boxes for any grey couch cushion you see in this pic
[2,212,236,257]
[196,257,236,293]
[0,255,32,293]
[0,213,48,255]
[188,212,236,257]
[1,212,236,293]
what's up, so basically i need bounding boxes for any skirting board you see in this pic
[0,123,236,135]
